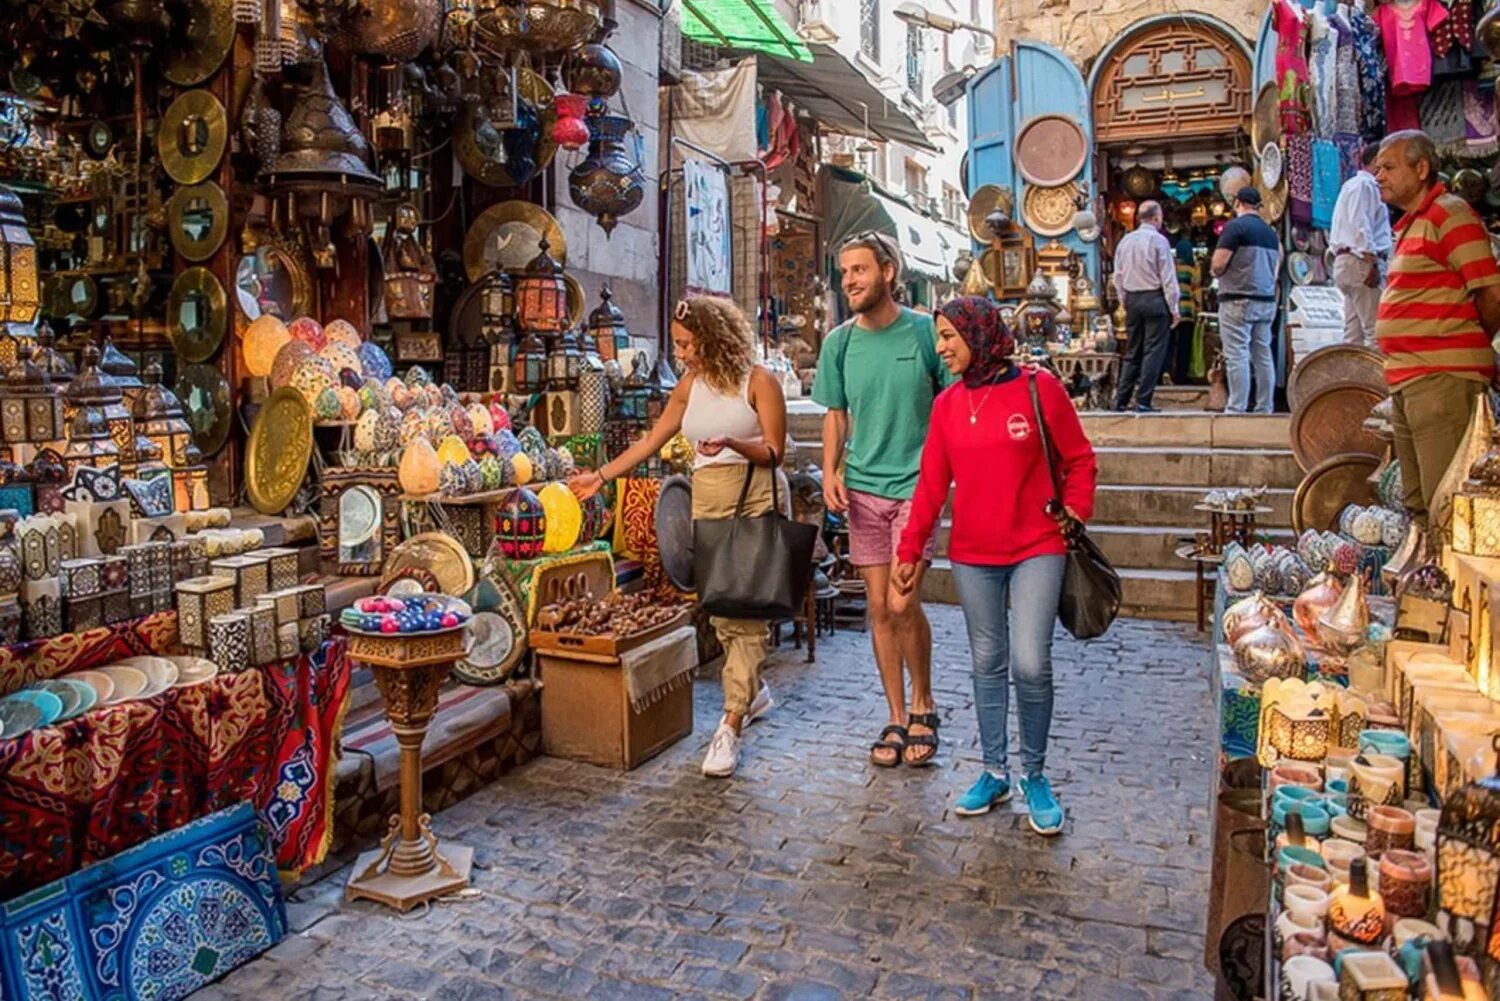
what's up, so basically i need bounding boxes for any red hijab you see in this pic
[936,297,1014,388]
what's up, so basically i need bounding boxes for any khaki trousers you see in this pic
[1333,254,1381,349]
[691,463,785,716]
[1391,374,1487,529]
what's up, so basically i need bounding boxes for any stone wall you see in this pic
[552,0,664,356]
[993,0,1261,70]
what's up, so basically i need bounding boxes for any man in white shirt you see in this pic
[1330,142,1393,348]
[1111,201,1180,412]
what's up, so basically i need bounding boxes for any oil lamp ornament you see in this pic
[568,114,645,236]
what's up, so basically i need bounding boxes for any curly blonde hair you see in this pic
[674,295,757,395]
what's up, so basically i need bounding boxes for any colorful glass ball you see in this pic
[495,487,546,560]
[288,315,326,352]
[324,318,362,349]
[269,340,314,389]
[359,342,393,382]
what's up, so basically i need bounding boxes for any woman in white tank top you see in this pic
[569,296,787,780]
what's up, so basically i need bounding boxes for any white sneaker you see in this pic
[747,682,774,724]
[702,722,741,778]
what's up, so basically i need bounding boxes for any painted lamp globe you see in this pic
[134,361,194,469]
[514,239,570,335]
[1436,735,1500,988]
[0,338,64,446]
[66,345,135,472]
[587,285,629,362]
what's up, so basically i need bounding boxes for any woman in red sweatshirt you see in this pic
[892,297,1096,835]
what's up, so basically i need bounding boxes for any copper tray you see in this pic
[245,387,314,515]
[966,183,1015,243]
[1014,114,1088,188]
[1288,344,1386,410]
[382,533,475,597]
[1251,81,1280,151]
[1290,380,1387,472]
[463,200,567,281]
[1293,452,1381,533]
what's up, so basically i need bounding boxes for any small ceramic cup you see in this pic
[1272,762,1324,794]
[1275,908,1324,951]
[1324,748,1358,786]
[1281,954,1337,1001]
[1414,808,1440,852]
[1330,814,1368,845]
[1282,930,1330,963]
[1285,862,1334,896]
[1365,805,1417,859]
[1359,728,1411,760]
[1284,883,1332,924]
[1275,800,1333,840]
[1379,849,1433,919]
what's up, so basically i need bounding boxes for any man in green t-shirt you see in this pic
[813,232,952,769]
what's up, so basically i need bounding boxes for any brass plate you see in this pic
[1021,182,1079,237]
[1293,452,1381,533]
[1251,81,1281,152]
[1288,343,1386,410]
[1257,174,1288,226]
[966,183,1015,243]
[1289,379,1387,472]
[1014,114,1088,188]
[383,532,475,597]
[454,574,528,686]
[246,387,314,515]
[463,200,567,281]
[565,273,585,328]
[164,0,235,87]
[455,67,556,189]
[175,362,233,457]
[167,266,228,363]
[159,90,228,186]
[167,182,229,262]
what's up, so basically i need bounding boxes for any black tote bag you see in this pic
[1027,372,1121,640]
[693,458,819,620]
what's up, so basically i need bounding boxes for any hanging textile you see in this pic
[1332,11,1361,136]
[1287,133,1315,227]
[1274,0,1312,134]
[1419,80,1467,152]
[1312,139,1342,230]
[669,58,760,167]
[1350,4,1386,139]
[1464,82,1498,157]
[1309,8,1338,138]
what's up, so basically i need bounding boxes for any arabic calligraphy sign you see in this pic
[1092,21,1251,144]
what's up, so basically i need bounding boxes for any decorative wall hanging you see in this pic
[167,267,228,364]
[246,388,314,515]
[1259,142,1284,190]
[463,200,566,281]
[166,182,230,263]
[1122,166,1156,198]
[1013,114,1088,187]
[164,0,236,86]
[1091,19,1253,144]
[455,68,557,189]
[174,363,232,457]
[158,89,229,186]
[1022,182,1081,237]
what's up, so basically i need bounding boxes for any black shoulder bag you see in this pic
[693,455,819,620]
[1027,371,1120,640]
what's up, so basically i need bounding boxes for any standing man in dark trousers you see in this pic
[1112,201,1179,412]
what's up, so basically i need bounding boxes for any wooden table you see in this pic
[1176,543,1223,633]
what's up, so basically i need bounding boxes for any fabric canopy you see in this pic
[680,0,811,62]
[820,166,967,283]
[752,44,936,152]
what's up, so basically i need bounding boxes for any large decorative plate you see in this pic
[1258,175,1288,225]
[966,183,1015,242]
[1258,142,1283,190]
[158,89,228,186]
[6,689,62,727]
[164,0,235,87]
[1014,114,1088,187]
[1287,251,1313,286]
[383,532,475,597]
[1290,380,1387,472]
[1293,452,1381,533]
[37,678,93,721]
[168,655,219,688]
[246,388,314,515]
[167,182,230,263]
[340,484,380,546]
[97,665,147,705]
[463,200,568,281]
[1122,166,1156,199]
[455,67,556,190]
[175,363,233,457]
[1288,343,1385,410]
[655,474,693,591]
[168,266,229,363]
[1251,81,1281,151]
[1021,182,1080,237]
[71,670,115,706]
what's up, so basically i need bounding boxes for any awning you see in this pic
[820,166,968,283]
[751,43,936,152]
[680,0,811,62]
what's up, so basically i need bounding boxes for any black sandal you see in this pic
[904,712,940,767]
[870,725,907,767]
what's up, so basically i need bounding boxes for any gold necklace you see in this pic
[967,386,994,425]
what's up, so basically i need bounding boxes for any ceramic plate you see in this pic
[8,689,63,727]
[72,670,115,706]
[120,657,180,698]
[1288,252,1313,286]
[98,665,148,704]
[340,487,380,547]
[39,678,95,721]
[1258,142,1283,190]
[0,696,42,739]
[167,655,219,687]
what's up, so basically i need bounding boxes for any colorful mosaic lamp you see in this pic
[1436,735,1500,988]
[1451,432,1500,558]
[0,185,39,370]
[513,238,569,335]
[546,329,584,390]
[60,403,119,484]
[480,270,513,346]
[512,329,547,395]
[587,285,629,362]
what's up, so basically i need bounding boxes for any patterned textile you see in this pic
[0,803,285,1001]
[1335,133,1364,182]
[1309,8,1338,138]
[0,611,178,697]
[1312,139,1343,230]
[936,296,1014,388]
[1287,134,1315,227]
[1332,12,1361,135]
[1350,4,1386,140]
[1275,0,1312,135]
[613,477,673,596]
[1464,81,1497,156]
[0,624,350,897]
[1431,0,1474,56]
[1419,80,1467,150]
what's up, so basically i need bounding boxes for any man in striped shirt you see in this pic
[1374,130,1500,532]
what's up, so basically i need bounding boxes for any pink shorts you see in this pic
[847,490,935,567]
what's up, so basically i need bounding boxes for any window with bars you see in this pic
[860,0,879,61]
[906,23,923,95]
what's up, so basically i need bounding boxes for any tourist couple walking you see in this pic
[570,233,1098,836]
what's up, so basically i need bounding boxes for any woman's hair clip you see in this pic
[674,299,691,320]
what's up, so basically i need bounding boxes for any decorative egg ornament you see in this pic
[288,315,326,352]
[398,438,441,495]
[324,318,362,349]
[511,451,534,485]
[495,488,546,559]
[437,435,471,466]
[243,314,291,377]
[539,481,583,553]
[269,340,314,388]
[359,342,393,382]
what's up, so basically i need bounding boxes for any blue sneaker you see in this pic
[954,771,1012,817]
[1020,774,1065,836]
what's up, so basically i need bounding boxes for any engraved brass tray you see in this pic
[246,388,315,515]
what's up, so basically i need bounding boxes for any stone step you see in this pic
[1079,411,1290,450]
[1155,385,1210,411]
[920,560,1196,623]
[1093,484,1295,528]
[1094,445,1302,489]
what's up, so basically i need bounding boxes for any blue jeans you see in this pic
[1218,298,1276,414]
[951,555,1065,777]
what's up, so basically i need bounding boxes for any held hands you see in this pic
[1363,260,1381,289]
[567,471,605,501]
[696,437,730,457]
[892,560,919,596]
[824,470,849,514]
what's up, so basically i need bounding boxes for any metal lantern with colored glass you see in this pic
[66,345,135,473]
[616,354,651,422]
[100,337,143,411]
[547,329,584,390]
[0,339,64,446]
[135,361,194,469]
[512,330,547,395]
[480,270,512,346]
[1452,432,1500,558]
[174,440,209,513]
[1435,736,1500,990]
[588,285,629,362]
[514,239,569,334]
[0,186,39,370]
[61,404,119,485]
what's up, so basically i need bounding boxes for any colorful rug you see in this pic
[0,802,286,1001]
[0,611,178,697]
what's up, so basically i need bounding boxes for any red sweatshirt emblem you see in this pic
[1006,413,1031,441]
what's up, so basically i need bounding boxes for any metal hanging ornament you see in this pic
[568,114,644,236]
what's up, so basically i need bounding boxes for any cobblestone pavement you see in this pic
[202,608,1215,1001]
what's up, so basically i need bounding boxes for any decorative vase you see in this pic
[568,114,645,235]
[1317,572,1368,654]
[1294,573,1344,637]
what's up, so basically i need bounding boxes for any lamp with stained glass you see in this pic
[480,270,512,346]
[1452,429,1500,558]
[99,336,143,411]
[66,345,135,473]
[588,285,629,362]
[514,239,569,334]
[512,330,547,395]
[0,339,64,446]
[134,361,194,470]
[547,329,585,390]
[60,403,119,486]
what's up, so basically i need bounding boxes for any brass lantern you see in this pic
[134,361,194,469]
[32,323,73,388]
[480,270,512,346]
[512,330,547,395]
[514,239,569,334]
[0,339,64,445]
[615,353,650,422]
[588,285,629,362]
[1435,736,1500,990]
[174,440,209,513]
[61,403,119,485]
[0,186,39,370]
[66,345,135,473]
[1452,428,1500,558]
[546,329,585,390]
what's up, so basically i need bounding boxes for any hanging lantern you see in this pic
[552,94,591,151]
[134,361,195,469]
[99,336,143,411]
[563,43,623,99]
[233,0,261,23]
[577,354,608,434]
[481,270,511,346]
[1436,736,1500,987]
[588,285,629,362]
[512,330,547,395]
[66,345,135,473]
[0,339,64,446]
[546,330,584,390]
[568,114,645,236]
[514,239,570,334]
[0,187,39,337]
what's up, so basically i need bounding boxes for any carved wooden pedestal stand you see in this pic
[345,625,473,912]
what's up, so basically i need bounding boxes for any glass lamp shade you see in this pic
[588,285,629,362]
[0,186,39,329]
[1435,737,1500,974]
[481,271,511,346]
[243,314,291,378]
[173,462,209,513]
[512,331,548,395]
[545,336,569,389]
[61,406,119,483]
[135,362,195,468]
[514,239,569,334]
[0,339,64,445]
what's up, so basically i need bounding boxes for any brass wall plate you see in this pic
[175,362,233,457]
[462,200,567,281]
[167,182,230,263]
[168,266,229,363]
[164,0,235,87]
[246,387,314,515]
[159,90,228,186]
